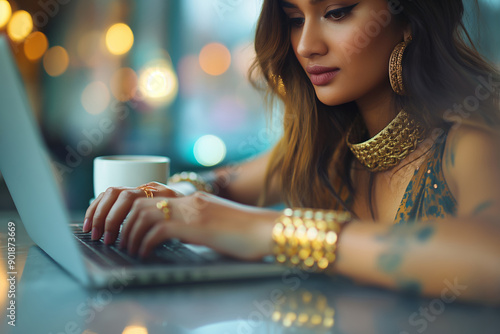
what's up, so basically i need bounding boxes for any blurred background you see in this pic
[0,0,282,211]
[0,0,499,212]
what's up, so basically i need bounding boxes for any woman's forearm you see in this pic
[335,217,500,304]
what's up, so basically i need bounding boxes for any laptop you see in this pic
[0,35,285,288]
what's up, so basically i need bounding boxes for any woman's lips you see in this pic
[308,68,340,86]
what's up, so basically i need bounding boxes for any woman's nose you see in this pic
[296,20,328,58]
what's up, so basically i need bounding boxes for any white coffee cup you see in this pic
[93,155,170,198]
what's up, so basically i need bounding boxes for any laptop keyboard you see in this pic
[71,225,208,267]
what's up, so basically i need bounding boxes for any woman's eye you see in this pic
[326,3,359,21]
[289,17,305,27]
[326,9,347,20]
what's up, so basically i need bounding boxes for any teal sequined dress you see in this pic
[394,132,457,222]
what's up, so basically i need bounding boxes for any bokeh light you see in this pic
[7,10,33,42]
[0,0,12,29]
[43,46,69,76]
[138,60,179,107]
[199,42,231,76]
[81,81,111,115]
[24,31,48,61]
[105,23,134,56]
[122,326,148,334]
[111,67,138,102]
[194,135,227,167]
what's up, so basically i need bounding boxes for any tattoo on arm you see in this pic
[375,222,435,244]
[377,252,403,274]
[472,200,494,216]
[375,223,436,293]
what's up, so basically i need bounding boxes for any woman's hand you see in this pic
[119,192,280,261]
[84,182,184,244]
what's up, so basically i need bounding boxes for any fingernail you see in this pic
[103,232,113,245]
[91,227,100,240]
[82,219,91,233]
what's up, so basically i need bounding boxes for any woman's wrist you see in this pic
[165,181,198,196]
[271,208,353,272]
[168,171,214,194]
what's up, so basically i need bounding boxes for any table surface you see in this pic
[0,211,499,334]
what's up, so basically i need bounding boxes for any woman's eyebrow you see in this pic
[280,0,328,9]
[280,1,297,9]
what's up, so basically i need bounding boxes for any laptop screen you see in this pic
[0,35,90,285]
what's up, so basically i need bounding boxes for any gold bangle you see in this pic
[272,208,352,272]
[168,172,213,193]
[156,200,171,220]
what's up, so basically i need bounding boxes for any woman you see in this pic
[83,0,500,304]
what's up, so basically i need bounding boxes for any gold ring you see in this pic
[156,200,171,220]
[138,186,154,198]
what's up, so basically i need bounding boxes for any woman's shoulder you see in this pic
[442,123,500,207]
[444,123,500,165]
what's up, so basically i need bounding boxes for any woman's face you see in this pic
[281,0,408,106]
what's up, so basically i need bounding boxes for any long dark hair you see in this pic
[251,0,500,212]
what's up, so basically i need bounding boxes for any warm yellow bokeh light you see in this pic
[111,67,138,102]
[0,254,6,315]
[24,31,48,61]
[7,10,33,42]
[106,23,134,56]
[81,81,111,115]
[43,46,69,77]
[0,0,12,29]
[122,325,148,334]
[138,61,178,107]
[199,43,231,76]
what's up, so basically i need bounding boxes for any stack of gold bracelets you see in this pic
[272,208,352,272]
[168,171,214,193]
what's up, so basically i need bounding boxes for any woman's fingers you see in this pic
[85,185,156,242]
[84,183,181,240]
[83,192,105,232]
[102,188,145,244]
[119,197,152,249]
[127,208,166,255]
[90,187,127,240]
[138,222,201,259]
[120,196,193,252]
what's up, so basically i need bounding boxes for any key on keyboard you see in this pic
[71,225,207,267]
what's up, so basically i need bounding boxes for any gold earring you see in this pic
[271,74,286,96]
[389,35,412,96]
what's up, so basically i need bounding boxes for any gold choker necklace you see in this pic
[346,110,426,172]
